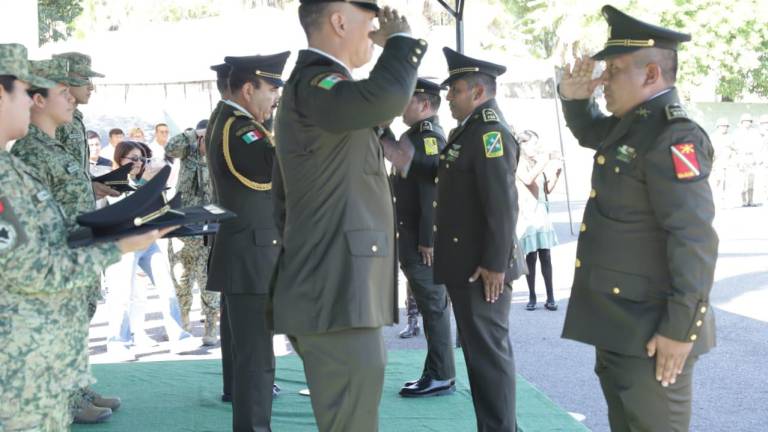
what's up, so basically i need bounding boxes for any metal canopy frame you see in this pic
[435,0,466,53]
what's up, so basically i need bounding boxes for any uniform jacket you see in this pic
[56,108,89,172]
[560,88,718,357]
[271,36,427,335]
[165,130,212,207]
[206,102,280,295]
[421,99,521,286]
[392,115,446,256]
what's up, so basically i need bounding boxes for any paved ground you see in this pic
[89,197,768,431]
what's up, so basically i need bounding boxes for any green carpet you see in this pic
[73,350,588,431]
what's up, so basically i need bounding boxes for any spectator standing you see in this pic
[100,128,124,166]
[88,130,112,173]
[734,114,762,206]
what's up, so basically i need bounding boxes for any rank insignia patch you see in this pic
[241,129,264,144]
[670,143,701,180]
[483,132,503,158]
[315,73,346,90]
[424,137,439,156]
[482,109,499,123]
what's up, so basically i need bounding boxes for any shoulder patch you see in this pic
[0,197,28,254]
[665,104,688,121]
[670,143,701,180]
[420,120,433,132]
[424,137,439,156]
[483,131,504,158]
[482,108,499,123]
[235,124,257,137]
[312,72,347,90]
[240,127,265,144]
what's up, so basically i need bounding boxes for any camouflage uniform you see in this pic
[165,130,219,326]
[0,148,120,430]
[55,109,89,172]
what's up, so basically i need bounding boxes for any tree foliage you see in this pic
[38,0,85,45]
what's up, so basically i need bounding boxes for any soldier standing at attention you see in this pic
[271,1,425,430]
[51,51,123,424]
[383,47,523,431]
[558,6,718,431]
[386,78,456,398]
[206,52,289,432]
[165,119,220,346]
[0,43,167,432]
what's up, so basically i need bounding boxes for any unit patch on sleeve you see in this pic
[241,128,264,144]
[670,143,701,180]
[0,197,28,254]
[424,137,439,156]
[314,73,347,90]
[483,132,504,158]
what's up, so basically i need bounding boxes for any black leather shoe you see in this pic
[525,301,536,311]
[544,301,558,311]
[398,316,420,338]
[399,377,455,398]
[221,393,232,403]
[403,375,425,388]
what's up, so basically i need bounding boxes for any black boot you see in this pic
[398,315,420,338]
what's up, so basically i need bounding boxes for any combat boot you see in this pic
[398,315,420,338]
[73,401,112,424]
[83,387,121,411]
[202,313,218,346]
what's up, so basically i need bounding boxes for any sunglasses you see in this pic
[122,156,147,163]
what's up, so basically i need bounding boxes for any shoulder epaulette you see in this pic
[665,104,689,122]
[482,108,500,123]
[232,110,251,118]
[420,120,433,133]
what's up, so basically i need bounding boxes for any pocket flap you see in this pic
[589,266,654,302]
[345,230,388,257]
[253,228,280,247]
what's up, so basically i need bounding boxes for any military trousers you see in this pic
[219,293,233,399]
[595,348,698,432]
[400,251,455,381]
[169,238,220,319]
[289,327,386,432]
[226,294,274,432]
[447,281,517,432]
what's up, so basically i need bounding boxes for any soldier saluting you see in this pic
[558,5,718,431]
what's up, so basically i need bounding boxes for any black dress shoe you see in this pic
[525,301,536,311]
[403,375,424,388]
[399,377,455,398]
[221,393,232,403]
[544,301,558,311]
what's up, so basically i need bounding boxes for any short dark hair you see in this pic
[109,128,124,138]
[632,48,678,84]
[228,69,263,93]
[464,73,497,98]
[0,75,15,92]
[154,123,168,131]
[28,88,48,98]
[414,92,441,111]
[299,3,331,38]
[215,64,231,95]
[86,130,100,140]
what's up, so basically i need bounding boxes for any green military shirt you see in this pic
[560,88,718,357]
[11,125,96,229]
[0,151,120,427]
[165,130,212,208]
[55,108,89,172]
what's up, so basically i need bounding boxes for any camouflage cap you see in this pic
[28,58,89,89]
[53,51,105,78]
[0,43,56,89]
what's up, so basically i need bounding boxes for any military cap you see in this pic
[68,165,235,246]
[53,52,104,78]
[0,43,56,89]
[441,47,507,87]
[91,163,136,193]
[224,51,291,87]
[592,5,692,61]
[715,117,729,127]
[414,78,443,96]
[299,0,379,12]
[195,119,209,130]
[210,62,231,76]
[29,58,89,89]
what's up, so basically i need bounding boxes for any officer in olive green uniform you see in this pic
[387,78,456,398]
[205,61,235,402]
[207,52,288,432]
[271,1,425,430]
[559,6,718,431]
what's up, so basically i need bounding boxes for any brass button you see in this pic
[393,197,397,203]
[399,221,404,226]
[415,48,422,55]
[690,334,698,341]
[696,320,703,327]
[411,56,418,63]
[700,306,707,314]
[580,223,587,232]
[272,240,278,245]
[575,258,581,268]
[614,166,620,174]
[433,201,437,208]
[612,287,621,295]
[445,163,450,169]
[433,225,437,232]
[590,189,597,198]
[419,39,427,46]
[371,245,378,253]
[434,177,439,184]
[396,232,400,239]
[597,155,606,165]
[453,237,459,243]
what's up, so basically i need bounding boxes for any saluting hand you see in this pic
[369,6,411,47]
[646,333,694,387]
[560,54,603,100]
[469,266,505,303]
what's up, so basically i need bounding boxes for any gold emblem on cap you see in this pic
[254,70,281,80]
[604,38,655,48]
[449,67,480,76]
